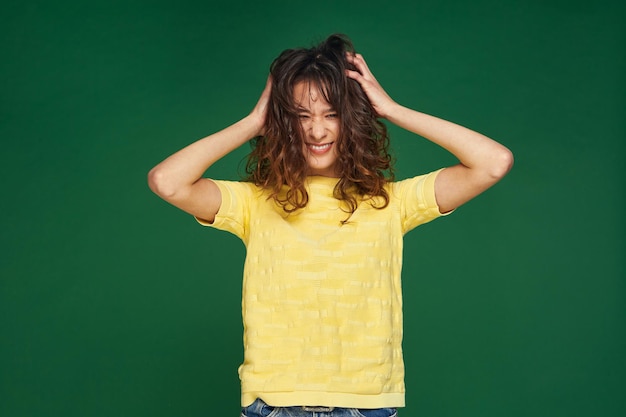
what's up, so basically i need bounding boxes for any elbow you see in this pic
[148,166,177,199]
[489,147,514,181]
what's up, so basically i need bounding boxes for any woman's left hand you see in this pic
[345,53,397,119]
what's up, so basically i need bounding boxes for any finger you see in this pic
[345,69,364,82]
[345,53,362,75]
[346,53,373,79]
[259,75,272,99]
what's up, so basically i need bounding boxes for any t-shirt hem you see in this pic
[242,391,405,409]
[423,168,453,216]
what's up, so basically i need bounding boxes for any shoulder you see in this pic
[387,169,442,199]
[209,180,271,219]
[211,179,265,198]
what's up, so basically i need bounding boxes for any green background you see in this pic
[1,0,624,416]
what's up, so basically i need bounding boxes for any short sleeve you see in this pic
[393,169,452,234]
[194,180,256,241]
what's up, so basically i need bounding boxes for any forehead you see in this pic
[292,81,332,108]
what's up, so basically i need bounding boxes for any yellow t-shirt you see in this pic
[197,170,447,408]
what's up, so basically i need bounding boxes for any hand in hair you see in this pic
[147,76,275,223]
[250,75,273,137]
[345,53,396,119]
[346,51,513,213]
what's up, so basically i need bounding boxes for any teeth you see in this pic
[309,143,332,150]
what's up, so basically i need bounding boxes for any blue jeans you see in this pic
[241,398,397,417]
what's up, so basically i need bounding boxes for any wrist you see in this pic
[378,101,402,120]
[247,111,266,137]
[239,113,263,138]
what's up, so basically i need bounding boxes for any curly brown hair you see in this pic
[246,34,394,215]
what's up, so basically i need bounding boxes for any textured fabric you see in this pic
[197,170,447,408]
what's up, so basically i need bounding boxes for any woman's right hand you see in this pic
[148,75,275,222]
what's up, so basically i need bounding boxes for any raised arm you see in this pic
[148,77,271,222]
[345,53,513,213]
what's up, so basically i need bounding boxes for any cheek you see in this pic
[332,123,341,140]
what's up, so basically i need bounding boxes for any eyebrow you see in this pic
[295,106,336,113]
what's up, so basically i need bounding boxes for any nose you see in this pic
[308,119,327,141]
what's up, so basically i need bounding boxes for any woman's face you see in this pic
[293,81,340,177]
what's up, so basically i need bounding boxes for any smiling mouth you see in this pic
[306,142,334,154]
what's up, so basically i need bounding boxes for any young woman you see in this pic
[149,34,513,417]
